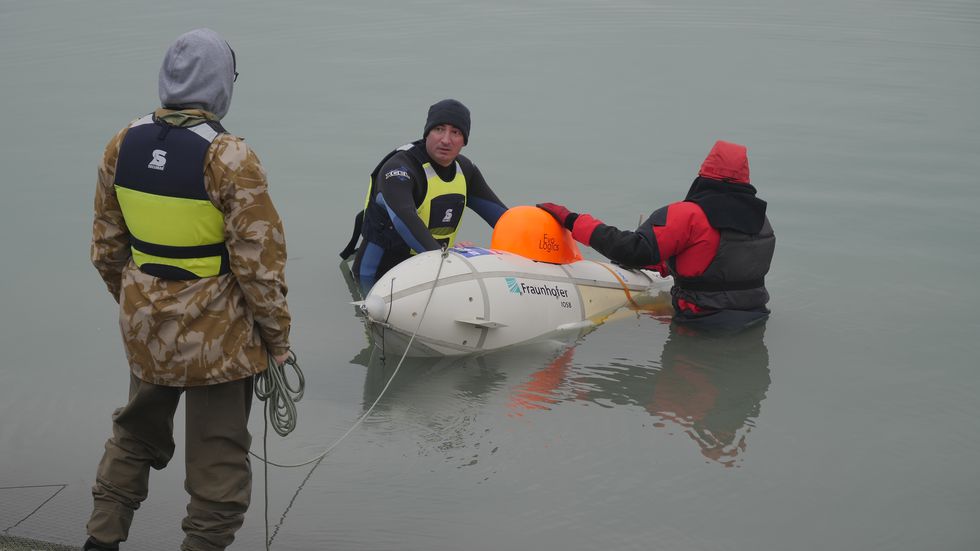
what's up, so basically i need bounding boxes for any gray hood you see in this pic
[158,28,235,120]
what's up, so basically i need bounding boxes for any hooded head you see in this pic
[158,28,236,120]
[423,99,471,145]
[698,140,750,184]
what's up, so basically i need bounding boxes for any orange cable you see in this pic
[588,260,641,309]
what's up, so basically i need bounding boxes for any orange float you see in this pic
[490,205,583,264]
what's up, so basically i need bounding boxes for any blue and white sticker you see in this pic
[453,246,494,258]
[502,277,575,309]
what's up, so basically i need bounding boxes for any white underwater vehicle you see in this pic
[354,206,673,357]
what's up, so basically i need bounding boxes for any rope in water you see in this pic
[0,484,68,533]
[253,351,304,550]
[253,248,450,549]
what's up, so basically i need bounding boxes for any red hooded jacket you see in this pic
[568,141,774,321]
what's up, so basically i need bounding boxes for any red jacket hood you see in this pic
[698,140,750,184]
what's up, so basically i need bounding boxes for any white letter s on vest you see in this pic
[148,149,167,171]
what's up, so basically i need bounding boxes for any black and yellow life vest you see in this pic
[340,142,467,258]
[412,160,466,251]
[113,114,229,280]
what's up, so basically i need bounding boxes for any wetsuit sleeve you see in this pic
[465,164,507,226]
[377,158,441,252]
[207,136,291,355]
[570,212,661,268]
[91,127,131,302]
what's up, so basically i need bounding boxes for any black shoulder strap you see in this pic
[370,142,416,180]
[339,210,364,260]
[341,143,418,259]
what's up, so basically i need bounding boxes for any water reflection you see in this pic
[651,323,770,466]
[357,339,572,414]
[351,322,770,469]
[508,322,772,467]
[354,339,576,471]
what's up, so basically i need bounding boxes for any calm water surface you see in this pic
[1,1,978,550]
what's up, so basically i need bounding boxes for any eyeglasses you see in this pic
[229,43,239,82]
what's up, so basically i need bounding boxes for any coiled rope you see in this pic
[254,351,304,437]
[252,248,450,549]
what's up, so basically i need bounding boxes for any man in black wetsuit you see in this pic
[340,99,508,292]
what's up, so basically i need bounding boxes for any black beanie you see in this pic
[423,99,471,145]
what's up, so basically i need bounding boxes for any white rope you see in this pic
[255,248,448,468]
[253,248,451,549]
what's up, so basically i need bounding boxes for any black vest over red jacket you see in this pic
[652,202,774,317]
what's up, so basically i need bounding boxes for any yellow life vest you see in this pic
[113,114,228,279]
[414,160,467,251]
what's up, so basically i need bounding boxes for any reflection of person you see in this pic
[506,323,771,466]
[86,29,291,551]
[649,323,771,466]
[340,99,508,291]
[538,140,775,331]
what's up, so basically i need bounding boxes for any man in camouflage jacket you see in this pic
[85,29,290,551]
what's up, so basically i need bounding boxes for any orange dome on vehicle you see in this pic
[491,205,583,264]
